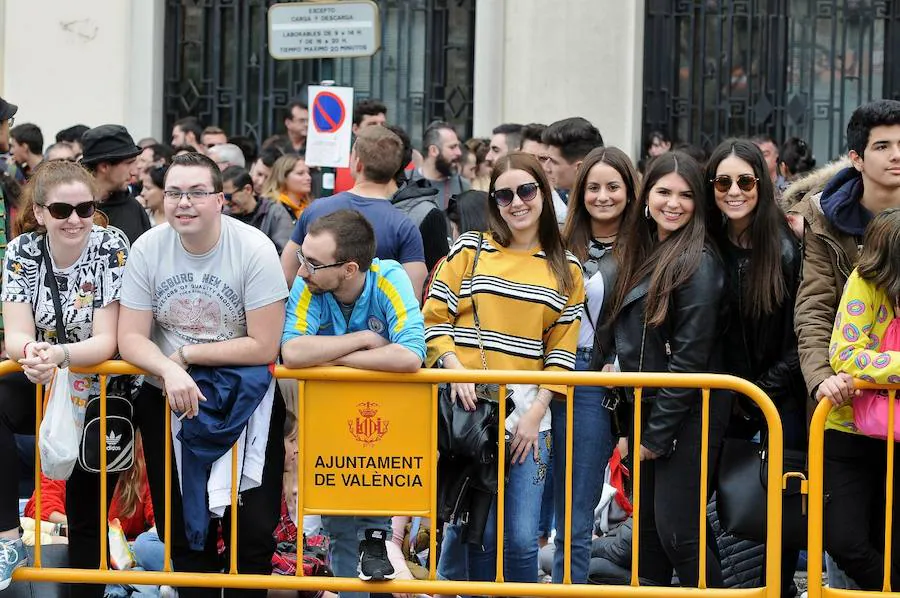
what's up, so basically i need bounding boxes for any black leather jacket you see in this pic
[719,226,805,415]
[613,246,726,455]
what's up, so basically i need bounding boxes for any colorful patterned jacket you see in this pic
[829,268,900,434]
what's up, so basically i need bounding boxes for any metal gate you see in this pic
[163,0,475,150]
[642,0,900,161]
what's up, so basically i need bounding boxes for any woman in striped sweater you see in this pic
[423,152,584,584]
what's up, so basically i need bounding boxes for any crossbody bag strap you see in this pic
[40,236,69,344]
[470,232,488,370]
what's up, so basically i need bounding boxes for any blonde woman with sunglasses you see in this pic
[0,161,129,594]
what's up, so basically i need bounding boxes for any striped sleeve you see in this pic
[541,259,585,394]
[281,276,321,344]
[422,232,477,366]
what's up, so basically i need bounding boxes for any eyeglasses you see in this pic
[490,182,540,207]
[6,117,14,128]
[711,174,758,193]
[163,189,220,203]
[43,201,96,220]
[296,249,347,274]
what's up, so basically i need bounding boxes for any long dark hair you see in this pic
[448,190,489,235]
[609,151,709,327]
[489,152,575,294]
[857,208,900,305]
[562,146,640,263]
[705,138,787,318]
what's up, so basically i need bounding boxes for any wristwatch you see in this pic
[436,352,455,369]
[59,344,71,369]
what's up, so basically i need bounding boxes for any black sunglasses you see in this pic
[490,182,540,207]
[43,201,96,220]
[711,174,758,193]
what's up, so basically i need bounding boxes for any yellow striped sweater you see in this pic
[423,231,585,395]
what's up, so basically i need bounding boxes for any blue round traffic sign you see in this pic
[312,92,346,133]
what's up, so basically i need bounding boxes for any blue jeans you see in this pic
[827,552,860,589]
[134,530,166,572]
[538,462,555,538]
[104,530,167,598]
[438,429,551,584]
[321,515,392,598]
[550,349,614,583]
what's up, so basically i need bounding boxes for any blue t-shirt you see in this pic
[290,192,425,264]
[282,258,426,361]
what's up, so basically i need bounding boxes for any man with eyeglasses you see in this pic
[80,124,151,246]
[280,126,426,301]
[221,165,293,254]
[281,208,424,592]
[119,152,289,598]
[283,99,309,154]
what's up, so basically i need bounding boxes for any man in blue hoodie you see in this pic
[282,208,425,595]
[790,99,900,590]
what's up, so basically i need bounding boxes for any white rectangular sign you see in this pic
[305,85,354,169]
[268,1,380,60]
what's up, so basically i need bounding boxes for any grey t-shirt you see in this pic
[120,215,288,373]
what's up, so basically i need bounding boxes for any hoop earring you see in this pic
[644,204,651,219]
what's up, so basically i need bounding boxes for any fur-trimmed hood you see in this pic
[781,157,852,209]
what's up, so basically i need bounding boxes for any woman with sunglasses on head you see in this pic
[554,147,639,584]
[0,160,129,594]
[705,138,805,596]
[423,152,584,584]
[608,151,730,588]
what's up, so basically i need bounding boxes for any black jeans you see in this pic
[824,429,900,590]
[0,372,117,598]
[636,395,730,587]
[134,382,285,598]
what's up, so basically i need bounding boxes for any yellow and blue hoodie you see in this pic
[282,257,426,362]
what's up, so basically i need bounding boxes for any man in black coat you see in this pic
[81,124,151,246]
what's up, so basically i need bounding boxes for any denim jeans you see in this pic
[827,552,860,589]
[134,529,166,572]
[538,463,555,539]
[438,429,551,585]
[104,530,168,598]
[550,349,614,583]
[321,515,392,598]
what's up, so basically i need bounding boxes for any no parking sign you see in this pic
[305,85,354,168]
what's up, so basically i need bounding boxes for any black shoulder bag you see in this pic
[716,434,808,551]
[437,233,514,462]
[40,236,135,474]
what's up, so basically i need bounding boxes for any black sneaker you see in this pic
[357,529,396,581]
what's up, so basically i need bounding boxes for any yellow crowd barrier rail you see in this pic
[807,381,900,598]
[3,359,785,598]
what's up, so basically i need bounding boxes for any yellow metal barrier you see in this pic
[807,382,899,598]
[3,359,785,597]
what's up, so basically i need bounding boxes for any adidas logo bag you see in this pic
[78,376,136,474]
[39,236,136,474]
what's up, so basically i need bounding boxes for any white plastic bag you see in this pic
[39,368,80,480]
[108,518,136,570]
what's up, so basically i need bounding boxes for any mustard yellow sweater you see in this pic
[423,231,584,395]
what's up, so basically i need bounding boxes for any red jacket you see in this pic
[25,472,155,540]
